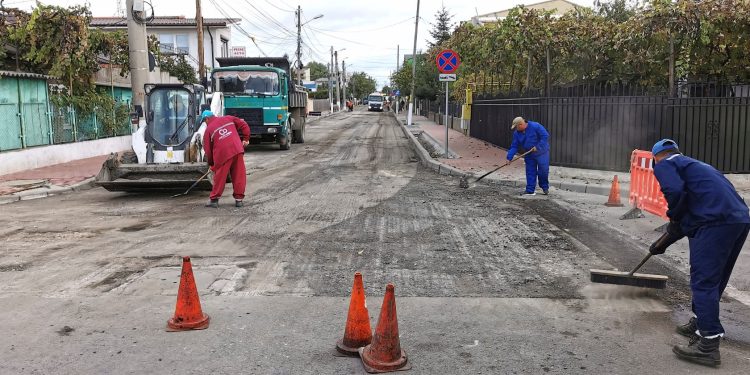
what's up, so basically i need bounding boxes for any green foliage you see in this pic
[428,5,454,48]
[306,61,328,81]
[391,53,440,100]
[439,0,750,97]
[51,90,130,136]
[347,72,376,99]
[310,87,329,99]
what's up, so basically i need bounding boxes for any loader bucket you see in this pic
[95,154,212,193]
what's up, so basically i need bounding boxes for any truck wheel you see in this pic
[280,121,291,150]
[292,119,305,144]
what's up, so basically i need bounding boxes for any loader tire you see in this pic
[119,151,138,164]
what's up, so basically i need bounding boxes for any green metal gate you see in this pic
[0,77,23,151]
[0,72,52,150]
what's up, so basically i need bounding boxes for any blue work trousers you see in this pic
[689,223,750,336]
[524,152,550,193]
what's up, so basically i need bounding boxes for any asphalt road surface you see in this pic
[1,108,749,374]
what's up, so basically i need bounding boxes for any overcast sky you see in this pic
[10,0,591,88]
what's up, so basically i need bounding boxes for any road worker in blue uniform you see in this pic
[506,117,550,196]
[649,139,750,367]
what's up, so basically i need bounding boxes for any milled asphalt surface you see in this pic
[1,108,749,374]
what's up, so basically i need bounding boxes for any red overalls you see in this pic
[202,115,250,201]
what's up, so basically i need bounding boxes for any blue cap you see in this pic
[651,139,679,156]
[200,110,214,123]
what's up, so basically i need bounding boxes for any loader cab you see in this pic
[144,84,204,151]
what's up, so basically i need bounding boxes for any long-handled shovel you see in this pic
[171,169,211,198]
[459,149,533,188]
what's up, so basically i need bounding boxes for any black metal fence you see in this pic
[470,95,750,173]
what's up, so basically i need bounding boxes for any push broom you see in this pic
[459,149,533,188]
[589,231,676,289]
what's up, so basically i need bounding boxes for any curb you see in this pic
[0,177,96,205]
[395,113,627,197]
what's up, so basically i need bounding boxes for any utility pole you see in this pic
[407,0,420,126]
[396,44,400,114]
[127,0,149,113]
[196,0,205,85]
[296,5,302,85]
[335,50,341,110]
[342,60,347,102]
[330,47,335,113]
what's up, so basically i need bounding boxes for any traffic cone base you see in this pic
[166,256,211,332]
[359,347,411,373]
[336,338,364,356]
[167,313,210,331]
[335,272,372,356]
[605,175,625,207]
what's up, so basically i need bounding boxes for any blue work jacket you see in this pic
[507,121,549,160]
[654,154,750,235]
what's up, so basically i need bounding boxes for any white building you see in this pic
[470,0,582,25]
[91,16,240,78]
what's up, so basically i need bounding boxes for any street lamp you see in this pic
[302,14,324,26]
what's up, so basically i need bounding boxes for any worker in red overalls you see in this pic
[201,110,250,208]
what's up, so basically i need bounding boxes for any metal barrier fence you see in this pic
[470,96,750,173]
[629,150,669,219]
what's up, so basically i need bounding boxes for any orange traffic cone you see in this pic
[336,272,372,356]
[605,175,625,207]
[166,256,210,331]
[359,284,410,373]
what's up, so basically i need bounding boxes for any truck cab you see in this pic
[211,57,308,150]
[367,93,385,112]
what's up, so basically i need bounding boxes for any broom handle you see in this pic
[628,254,652,276]
[476,149,534,181]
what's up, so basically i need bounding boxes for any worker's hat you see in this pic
[651,139,680,156]
[511,117,525,130]
[200,110,214,123]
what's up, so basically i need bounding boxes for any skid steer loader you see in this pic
[95,83,213,192]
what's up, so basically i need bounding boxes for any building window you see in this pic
[221,37,229,58]
[159,33,189,55]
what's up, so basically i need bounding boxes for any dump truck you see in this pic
[209,56,308,150]
[95,83,212,192]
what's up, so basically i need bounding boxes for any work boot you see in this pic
[542,189,549,195]
[520,191,536,196]
[205,199,219,208]
[235,200,244,208]
[673,336,721,367]
[676,317,699,340]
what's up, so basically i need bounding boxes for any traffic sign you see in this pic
[439,74,456,82]
[436,49,461,74]
[394,90,400,96]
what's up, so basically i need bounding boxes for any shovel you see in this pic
[171,169,211,198]
[459,149,533,188]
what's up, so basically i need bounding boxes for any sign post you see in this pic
[436,49,461,157]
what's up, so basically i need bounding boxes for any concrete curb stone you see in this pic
[0,177,96,205]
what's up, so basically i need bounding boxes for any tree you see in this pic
[347,72,376,99]
[381,85,391,94]
[306,61,328,81]
[428,5,454,48]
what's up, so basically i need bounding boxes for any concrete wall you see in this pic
[0,136,131,175]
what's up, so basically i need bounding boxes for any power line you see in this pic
[311,16,416,34]
[261,0,294,13]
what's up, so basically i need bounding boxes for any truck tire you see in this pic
[280,121,291,150]
[292,118,305,144]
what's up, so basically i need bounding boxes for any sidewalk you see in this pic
[0,155,106,204]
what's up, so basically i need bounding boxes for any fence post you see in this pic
[71,106,78,142]
[46,81,53,144]
[93,108,99,139]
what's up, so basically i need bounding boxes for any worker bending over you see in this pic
[649,139,750,367]
[506,116,550,196]
[201,110,250,208]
